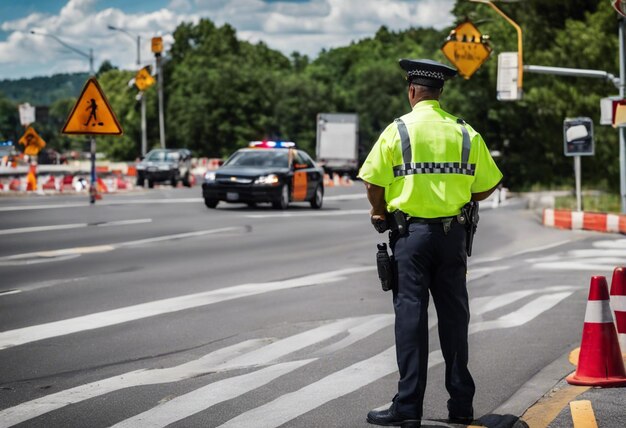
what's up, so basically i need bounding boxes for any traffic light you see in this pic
[563,117,594,157]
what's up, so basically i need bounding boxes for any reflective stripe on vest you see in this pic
[392,117,474,177]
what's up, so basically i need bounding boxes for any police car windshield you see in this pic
[224,150,288,168]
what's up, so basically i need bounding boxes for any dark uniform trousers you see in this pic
[390,220,475,418]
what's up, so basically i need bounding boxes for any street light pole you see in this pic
[107,25,148,157]
[30,30,94,75]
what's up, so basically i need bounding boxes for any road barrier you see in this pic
[566,275,626,387]
[610,267,626,355]
[324,173,354,188]
[543,208,626,234]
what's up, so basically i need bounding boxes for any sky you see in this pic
[0,0,456,80]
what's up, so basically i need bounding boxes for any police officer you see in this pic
[359,59,502,427]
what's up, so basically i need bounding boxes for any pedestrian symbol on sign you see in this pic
[84,98,104,127]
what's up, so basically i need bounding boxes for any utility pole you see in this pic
[107,25,148,157]
[618,16,626,214]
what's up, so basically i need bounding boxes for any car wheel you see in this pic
[136,174,144,187]
[148,179,154,189]
[171,176,178,187]
[310,184,323,209]
[246,202,257,208]
[272,184,289,210]
[182,172,191,187]
[204,198,218,208]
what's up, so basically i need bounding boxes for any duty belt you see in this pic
[407,215,457,224]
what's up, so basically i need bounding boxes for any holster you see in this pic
[461,201,479,257]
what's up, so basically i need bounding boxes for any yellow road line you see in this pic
[570,400,598,428]
[521,383,589,428]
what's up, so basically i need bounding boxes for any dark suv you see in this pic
[136,149,192,188]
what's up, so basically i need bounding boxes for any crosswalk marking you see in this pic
[0,315,389,427]
[0,340,266,428]
[217,349,444,428]
[528,238,626,272]
[0,267,374,350]
[0,270,582,427]
[110,360,314,428]
[470,292,573,334]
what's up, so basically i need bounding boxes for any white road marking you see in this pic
[471,239,574,264]
[0,199,204,212]
[532,259,624,271]
[314,314,394,355]
[110,360,314,428]
[217,348,444,428]
[593,239,626,249]
[246,209,369,219]
[0,339,267,428]
[0,219,151,236]
[0,267,374,350]
[0,284,575,427]
[469,292,573,334]
[0,315,389,427]
[323,194,367,201]
[0,226,245,264]
[0,289,21,296]
[467,266,510,282]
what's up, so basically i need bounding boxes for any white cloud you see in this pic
[0,0,455,79]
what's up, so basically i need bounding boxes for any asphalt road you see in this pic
[0,185,622,428]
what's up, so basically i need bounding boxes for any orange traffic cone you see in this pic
[610,267,626,354]
[26,164,37,191]
[566,276,626,387]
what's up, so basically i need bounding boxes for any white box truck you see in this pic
[316,113,359,177]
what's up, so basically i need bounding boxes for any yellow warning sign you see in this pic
[61,77,123,135]
[441,20,492,79]
[135,66,155,91]
[19,126,46,156]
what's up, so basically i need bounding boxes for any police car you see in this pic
[202,141,324,209]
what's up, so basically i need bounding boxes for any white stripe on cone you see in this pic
[584,300,614,324]
[611,295,626,312]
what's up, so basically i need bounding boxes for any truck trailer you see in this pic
[316,113,359,177]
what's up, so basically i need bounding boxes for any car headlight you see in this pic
[254,174,280,185]
[136,164,145,170]
[204,171,216,182]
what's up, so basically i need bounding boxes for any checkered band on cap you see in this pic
[407,69,445,80]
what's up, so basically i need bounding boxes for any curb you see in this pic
[543,208,626,234]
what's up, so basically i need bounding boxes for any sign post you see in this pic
[152,37,166,150]
[62,77,123,204]
[134,66,156,156]
[563,117,594,212]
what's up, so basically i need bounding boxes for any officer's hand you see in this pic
[371,214,389,233]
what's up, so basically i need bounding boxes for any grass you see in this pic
[555,193,621,214]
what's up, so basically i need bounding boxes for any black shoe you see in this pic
[447,414,474,424]
[366,403,421,427]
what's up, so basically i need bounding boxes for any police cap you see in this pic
[399,59,457,89]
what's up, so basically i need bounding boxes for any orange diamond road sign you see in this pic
[62,77,123,135]
[135,66,155,91]
[441,20,492,79]
[19,126,46,156]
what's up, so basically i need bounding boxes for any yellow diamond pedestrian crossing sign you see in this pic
[135,66,155,91]
[19,126,46,156]
[62,77,123,135]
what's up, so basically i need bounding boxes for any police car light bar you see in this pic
[248,141,296,149]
